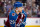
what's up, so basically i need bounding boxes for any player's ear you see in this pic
[16,7,18,8]
[16,7,18,9]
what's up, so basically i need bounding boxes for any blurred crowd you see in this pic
[0,0,40,17]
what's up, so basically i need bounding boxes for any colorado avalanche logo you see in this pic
[12,13,15,16]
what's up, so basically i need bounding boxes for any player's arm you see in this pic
[22,10,27,22]
[5,15,11,27]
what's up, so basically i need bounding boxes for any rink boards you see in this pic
[0,17,40,27]
[25,17,40,27]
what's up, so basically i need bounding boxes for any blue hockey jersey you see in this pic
[9,10,27,27]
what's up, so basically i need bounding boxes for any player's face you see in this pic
[18,7,23,12]
[16,7,23,14]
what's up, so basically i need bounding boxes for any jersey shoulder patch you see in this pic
[12,13,15,16]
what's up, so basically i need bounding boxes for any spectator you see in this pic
[5,2,12,17]
[37,6,40,17]
[25,8,31,17]
[32,8,37,17]
[0,0,4,13]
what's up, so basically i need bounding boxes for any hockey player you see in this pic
[5,2,27,27]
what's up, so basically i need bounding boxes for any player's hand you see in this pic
[19,20,22,24]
